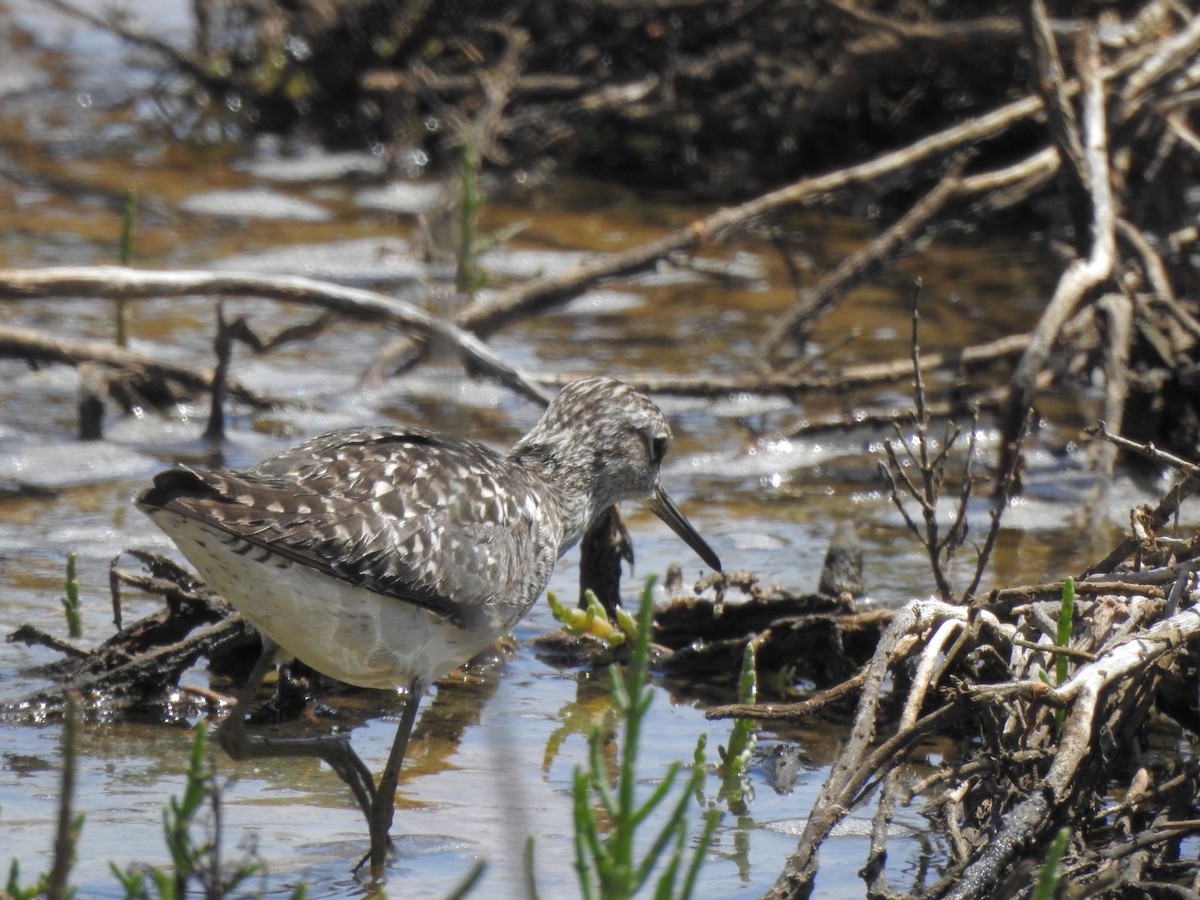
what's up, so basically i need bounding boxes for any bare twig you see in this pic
[943,602,1200,900]
[0,322,270,407]
[1000,26,1116,472]
[765,598,969,898]
[1086,293,1134,481]
[963,403,1031,602]
[705,665,869,721]
[1085,422,1200,481]
[0,266,552,404]
[1023,0,1090,250]
[761,157,970,362]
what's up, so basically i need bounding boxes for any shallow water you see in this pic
[0,3,1179,897]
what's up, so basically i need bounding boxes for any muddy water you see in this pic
[0,3,1165,898]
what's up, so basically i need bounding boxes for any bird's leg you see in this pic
[216,637,377,820]
[366,677,427,880]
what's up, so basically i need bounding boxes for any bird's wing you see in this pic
[137,429,554,630]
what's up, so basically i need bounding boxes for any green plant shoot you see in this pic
[1055,576,1075,687]
[547,588,631,645]
[455,138,483,297]
[110,721,261,899]
[7,694,83,900]
[116,187,135,347]
[1032,826,1070,900]
[1052,576,1076,731]
[61,552,82,639]
[566,575,719,900]
[717,640,758,812]
[1036,577,1076,731]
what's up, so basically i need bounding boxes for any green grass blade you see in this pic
[632,762,681,828]
[1055,577,1075,686]
[444,860,486,900]
[115,188,136,347]
[523,835,539,900]
[680,809,721,900]
[1032,826,1070,900]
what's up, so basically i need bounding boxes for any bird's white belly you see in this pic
[150,512,492,690]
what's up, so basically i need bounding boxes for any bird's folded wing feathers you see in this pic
[137,434,549,630]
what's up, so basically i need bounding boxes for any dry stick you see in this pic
[864,616,963,895]
[908,748,1053,800]
[905,285,955,601]
[1116,821,1200,849]
[874,285,978,602]
[942,606,1200,898]
[999,26,1117,474]
[365,69,601,97]
[765,373,1045,441]
[1086,293,1134,482]
[945,413,977,563]
[1116,217,1200,342]
[1010,637,1097,662]
[1086,489,1200,577]
[765,598,968,900]
[1044,605,1196,784]
[845,701,968,814]
[962,407,1033,601]
[1081,423,1200,577]
[205,303,237,441]
[455,34,1161,343]
[1165,108,1200,158]
[1086,422,1200,481]
[762,159,969,362]
[818,0,1162,46]
[40,0,215,88]
[602,151,1051,398]
[0,267,553,405]
[820,0,1027,43]
[6,625,90,659]
[705,665,869,721]
[21,617,257,715]
[0,322,270,407]
[1098,766,1200,828]
[1117,12,1200,122]
[454,93,1056,339]
[762,150,1056,362]
[973,579,1163,613]
[199,307,338,440]
[603,331,1035,399]
[941,782,972,867]
[1023,0,1091,251]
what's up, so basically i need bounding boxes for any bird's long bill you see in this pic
[647,485,722,572]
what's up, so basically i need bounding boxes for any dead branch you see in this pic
[765,598,971,898]
[705,665,870,721]
[536,332,1033,400]
[761,149,1058,363]
[0,266,553,405]
[1024,0,1090,250]
[0,322,270,407]
[763,161,969,362]
[1087,421,1200,482]
[941,601,1200,900]
[451,84,1067,340]
[1001,29,1117,473]
[1086,293,1135,482]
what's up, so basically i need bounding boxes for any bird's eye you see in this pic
[646,434,669,465]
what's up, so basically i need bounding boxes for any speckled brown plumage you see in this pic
[136,376,720,689]
[135,376,721,875]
